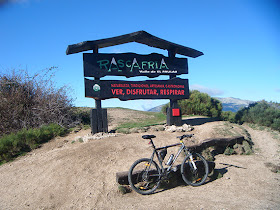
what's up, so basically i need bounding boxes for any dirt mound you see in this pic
[0,110,279,209]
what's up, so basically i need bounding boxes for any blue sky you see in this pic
[0,0,279,111]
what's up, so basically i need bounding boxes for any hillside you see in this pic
[0,108,279,209]
[148,104,165,112]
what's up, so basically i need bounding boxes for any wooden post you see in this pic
[91,46,108,134]
[168,49,176,110]
[167,49,182,126]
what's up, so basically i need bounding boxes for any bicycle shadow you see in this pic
[206,162,246,184]
[154,162,246,193]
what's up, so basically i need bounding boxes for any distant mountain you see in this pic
[147,97,255,113]
[148,104,165,112]
[215,97,255,112]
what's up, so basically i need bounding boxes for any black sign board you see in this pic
[85,77,189,100]
[83,53,188,78]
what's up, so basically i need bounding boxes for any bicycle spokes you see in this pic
[128,158,161,194]
[181,153,209,186]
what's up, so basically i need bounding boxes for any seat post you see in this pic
[149,139,156,149]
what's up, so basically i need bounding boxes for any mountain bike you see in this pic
[128,134,209,195]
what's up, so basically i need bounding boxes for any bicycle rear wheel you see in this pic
[181,152,209,186]
[128,158,161,195]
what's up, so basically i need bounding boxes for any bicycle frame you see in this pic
[148,139,193,175]
[128,135,209,195]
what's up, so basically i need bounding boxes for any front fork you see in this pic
[184,149,197,171]
[189,154,198,171]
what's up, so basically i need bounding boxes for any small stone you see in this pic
[150,127,159,131]
[165,125,177,132]
[130,128,139,133]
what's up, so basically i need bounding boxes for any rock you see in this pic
[182,124,193,132]
[242,140,253,155]
[150,126,159,131]
[116,128,131,134]
[156,126,165,131]
[74,133,118,143]
[165,124,193,132]
[142,127,149,132]
[130,128,139,133]
[233,143,245,155]
[165,125,177,132]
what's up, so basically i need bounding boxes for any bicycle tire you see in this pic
[128,158,161,195]
[181,152,209,186]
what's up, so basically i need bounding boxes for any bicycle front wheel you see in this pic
[128,158,161,195]
[181,152,209,186]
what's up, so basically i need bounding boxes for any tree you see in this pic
[162,90,222,118]
[235,100,280,131]
[0,68,74,136]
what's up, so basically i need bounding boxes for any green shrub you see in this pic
[236,101,280,132]
[0,136,13,161]
[161,90,222,118]
[0,123,67,164]
[224,147,235,155]
[70,107,91,125]
[221,111,236,123]
[271,118,280,131]
[161,103,170,114]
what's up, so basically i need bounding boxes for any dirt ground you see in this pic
[0,110,279,210]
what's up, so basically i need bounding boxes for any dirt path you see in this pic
[0,119,279,209]
[245,126,280,164]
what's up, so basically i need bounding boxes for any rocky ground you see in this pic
[0,109,279,209]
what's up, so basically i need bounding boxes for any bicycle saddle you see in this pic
[142,135,156,139]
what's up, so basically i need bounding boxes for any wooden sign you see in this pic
[85,77,189,100]
[83,53,188,78]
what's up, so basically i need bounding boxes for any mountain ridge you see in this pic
[214,97,254,112]
[147,97,255,113]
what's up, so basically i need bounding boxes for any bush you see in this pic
[235,100,280,132]
[0,68,74,136]
[221,111,236,123]
[0,123,67,164]
[161,103,170,114]
[70,107,91,126]
[161,90,222,118]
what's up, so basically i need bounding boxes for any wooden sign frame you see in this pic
[67,31,203,132]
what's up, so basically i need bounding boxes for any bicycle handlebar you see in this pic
[177,134,194,140]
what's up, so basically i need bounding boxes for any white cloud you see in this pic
[190,84,224,96]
